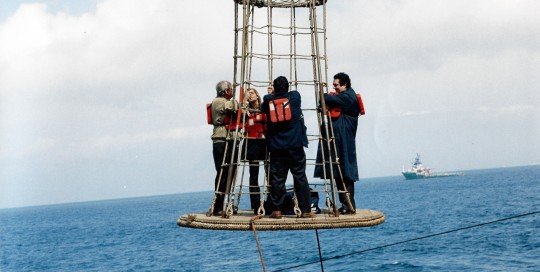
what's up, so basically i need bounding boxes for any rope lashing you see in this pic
[234,0,328,8]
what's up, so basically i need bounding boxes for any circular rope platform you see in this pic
[177,209,385,231]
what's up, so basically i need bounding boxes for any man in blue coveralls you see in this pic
[314,72,360,214]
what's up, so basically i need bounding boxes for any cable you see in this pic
[272,210,540,272]
[314,228,324,272]
[251,219,267,272]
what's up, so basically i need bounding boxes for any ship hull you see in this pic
[402,172,426,180]
[402,172,463,180]
[402,154,464,180]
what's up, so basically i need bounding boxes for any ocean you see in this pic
[1,165,539,271]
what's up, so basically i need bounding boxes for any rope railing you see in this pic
[250,28,324,36]
[233,0,328,8]
[245,24,322,32]
[234,53,328,60]
[246,52,316,60]
[243,79,322,87]
[209,0,344,221]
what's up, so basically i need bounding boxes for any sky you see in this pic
[1,0,539,209]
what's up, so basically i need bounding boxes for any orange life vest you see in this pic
[246,112,267,138]
[327,91,366,119]
[225,109,242,131]
[357,93,365,116]
[268,97,292,123]
[206,103,213,124]
[206,103,242,131]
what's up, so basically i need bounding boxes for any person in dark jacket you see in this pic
[314,72,360,214]
[261,76,316,219]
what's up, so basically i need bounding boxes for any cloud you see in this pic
[477,104,537,115]
[403,111,431,116]
[82,126,208,151]
[1,0,539,208]
[0,0,231,158]
[0,1,232,96]
[333,0,539,70]
[330,1,540,93]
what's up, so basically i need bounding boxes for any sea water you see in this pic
[1,166,539,271]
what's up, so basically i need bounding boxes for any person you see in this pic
[314,72,360,214]
[261,76,316,219]
[211,80,239,216]
[243,88,266,214]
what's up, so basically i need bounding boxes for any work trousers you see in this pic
[244,139,266,212]
[336,176,356,210]
[212,140,237,212]
[249,161,262,211]
[268,147,311,213]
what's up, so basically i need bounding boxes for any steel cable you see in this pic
[273,210,540,271]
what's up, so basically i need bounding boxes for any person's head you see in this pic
[246,88,261,105]
[272,76,289,94]
[216,80,233,99]
[333,72,351,93]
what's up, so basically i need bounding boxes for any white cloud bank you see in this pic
[1,0,539,208]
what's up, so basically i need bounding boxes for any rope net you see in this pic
[200,0,365,227]
[233,0,328,8]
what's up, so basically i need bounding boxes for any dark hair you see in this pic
[273,76,289,94]
[334,72,351,88]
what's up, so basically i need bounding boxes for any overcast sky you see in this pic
[1,0,539,209]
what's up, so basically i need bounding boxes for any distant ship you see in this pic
[402,154,463,180]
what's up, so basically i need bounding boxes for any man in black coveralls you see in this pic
[261,76,316,219]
